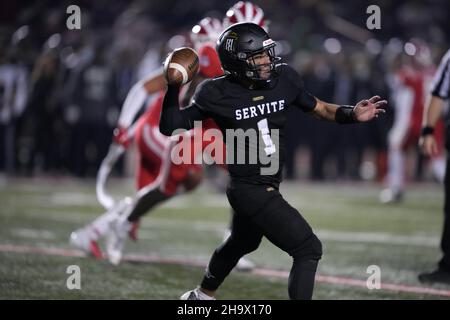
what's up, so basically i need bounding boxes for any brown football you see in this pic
[163,47,199,86]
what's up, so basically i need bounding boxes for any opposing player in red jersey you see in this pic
[380,40,445,203]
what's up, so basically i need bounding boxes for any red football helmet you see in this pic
[403,38,432,68]
[198,45,224,78]
[190,17,223,48]
[223,1,268,32]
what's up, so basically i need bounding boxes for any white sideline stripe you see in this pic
[169,63,188,84]
[15,209,440,247]
[0,244,85,257]
[50,193,98,206]
[12,228,55,240]
[1,243,450,298]
[316,230,439,247]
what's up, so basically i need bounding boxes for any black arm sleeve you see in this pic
[282,64,317,112]
[294,87,317,113]
[159,85,207,136]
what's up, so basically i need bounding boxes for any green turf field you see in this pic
[1,177,449,299]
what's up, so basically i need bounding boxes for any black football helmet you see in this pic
[216,22,280,83]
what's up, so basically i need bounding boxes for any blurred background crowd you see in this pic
[0,0,449,187]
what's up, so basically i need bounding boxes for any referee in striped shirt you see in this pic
[419,49,450,284]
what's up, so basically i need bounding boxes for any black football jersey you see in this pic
[188,63,317,185]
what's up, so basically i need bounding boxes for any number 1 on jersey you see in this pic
[257,118,276,156]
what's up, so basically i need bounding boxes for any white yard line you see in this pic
[12,228,55,240]
[50,193,98,206]
[9,215,439,247]
[316,229,439,247]
[139,219,440,247]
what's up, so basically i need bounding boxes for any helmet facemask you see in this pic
[239,44,279,81]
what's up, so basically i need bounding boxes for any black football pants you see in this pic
[201,181,322,300]
[439,157,450,271]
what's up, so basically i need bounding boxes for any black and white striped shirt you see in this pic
[432,49,450,100]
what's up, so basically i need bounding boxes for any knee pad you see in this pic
[291,233,322,261]
[309,234,323,260]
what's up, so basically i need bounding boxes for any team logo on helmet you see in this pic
[225,39,234,52]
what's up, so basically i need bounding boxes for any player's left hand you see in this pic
[354,96,387,122]
[113,126,130,148]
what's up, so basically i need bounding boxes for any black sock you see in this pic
[288,259,319,300]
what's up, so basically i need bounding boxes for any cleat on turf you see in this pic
[70,228,103,259]
[418,269,450,284]
[379,188,403,204]
[105,216,132,265]
[180,288,215,300]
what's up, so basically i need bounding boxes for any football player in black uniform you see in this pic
[160,22,387,300]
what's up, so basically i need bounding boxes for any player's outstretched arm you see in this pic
[117,69,165,129]
[311,95,387,123]
[112,70,166,148]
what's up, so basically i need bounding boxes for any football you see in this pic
[163,47,199,86]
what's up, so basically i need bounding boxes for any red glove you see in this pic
[113,126,130,148]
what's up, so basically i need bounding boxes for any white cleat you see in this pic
[105,216,132,265]
[70,228,103,259]
[180,288,215,300]
[379,188,403,204]
[236,256,255,271]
